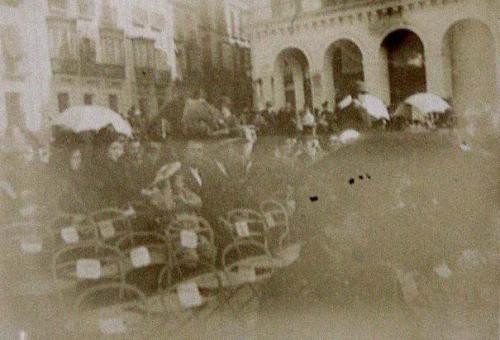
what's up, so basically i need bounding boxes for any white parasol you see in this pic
[358,94,390,120]
[51,105,133,137]
[405,93,451,115]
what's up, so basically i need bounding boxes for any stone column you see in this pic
[424,36,445,97]
[310,70,323,109]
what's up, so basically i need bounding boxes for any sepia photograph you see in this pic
[0,0,498,338]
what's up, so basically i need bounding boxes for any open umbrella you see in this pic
[405,93,450,115]
[358,94,390,120]
[51,105,133,137]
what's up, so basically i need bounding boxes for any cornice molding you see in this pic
[250,0,462,41]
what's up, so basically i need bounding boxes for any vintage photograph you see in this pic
[0,0,498,338]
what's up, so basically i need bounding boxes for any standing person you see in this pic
[277,102,296,136]
[58,148,99,213]
[261,101,276,132]
[143,142,164,185]
[320,101,336,133]
[125,140,147,200]
[98,140,129,208]
[158,80,187,137]
[301,105,316,137]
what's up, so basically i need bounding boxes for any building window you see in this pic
[132,6,148,27]
[5,92,23,128]
[294,0,303,14]
[78,0,95,18]
[1,0,21,7]
[271,0,284,18]
[0,25,24,80]
[151,13,165,32]
[47,18,77,60]
[100,0,118,27]
[83,93,93,105]
[48,0,67,13]
[57,93,69,113]
[100,29,125,65]
[132,38,155,68]
[108,94,118,112]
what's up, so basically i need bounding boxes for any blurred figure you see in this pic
[99,140,128,207]
[320,101,336,133]
[181,88,222,137]
[125,140,147,199]
[277,102,296,136]
[301,106,316,137]
[172,174,202,213]
[58,148,97,213]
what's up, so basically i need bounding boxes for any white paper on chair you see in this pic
[99,317,126,334]
[99,221,115,239]
[20,238,42,254]
[235,221,250,237]
[238,266,257,283]
[180,230,198,249]
[264,213,276,227]
[76,259,101,279]
[130,246,151,268]
[61,226,79,244]
[177,282,203,308]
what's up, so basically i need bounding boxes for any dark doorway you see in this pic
[382,29,427,106]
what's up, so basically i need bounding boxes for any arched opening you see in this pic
[381,29,427,108]
[442,19,496,118]
[273,48,312,110]
[323,39,364,103]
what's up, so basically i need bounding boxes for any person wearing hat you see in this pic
[336,81,372,130]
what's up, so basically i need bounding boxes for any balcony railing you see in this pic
[101,64,126,79]
[51,58,125,80]
[51,58,79,75]
[80,62,101,78]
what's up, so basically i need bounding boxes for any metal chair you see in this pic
[158,259,222,332]
[222,208,268,246]
[220,239,274,313]
[73,282,151,337]
[259,199,291,252]
[115,232,172,295]
[49,213,97,248]
[89,208,134,245]
[51,241,126,305]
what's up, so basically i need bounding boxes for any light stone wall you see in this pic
[249,0,499,124]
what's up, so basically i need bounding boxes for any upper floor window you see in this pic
[47,18,78,60]
[155,48,169,71]
[132,38,154,68]
[48,0,67,14]
[132,6,148,28]
[100,28,124,65]
[271,0,302,18]
[79,37,96,64]
[0,25,24,79]
[151,13,165,32]
[78,0,95,19]
[100,0,118,27]
[1,0,21,7]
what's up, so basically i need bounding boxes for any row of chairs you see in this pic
[2,199,301,336]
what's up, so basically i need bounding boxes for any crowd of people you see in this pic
[123,81,456,143]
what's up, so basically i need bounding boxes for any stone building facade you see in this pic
[248,0,499,126]
[0,0,177,137]
[173,0,253,110]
